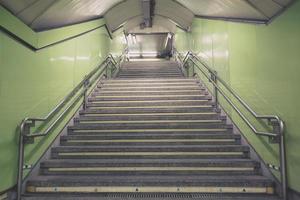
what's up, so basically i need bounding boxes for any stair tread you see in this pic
[41,158,258,165]
[27,175,273,186]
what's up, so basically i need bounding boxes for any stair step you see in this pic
[76,113,223,120]
[79,107,216,114]
[92,91,206,96]
[22,193,281,200]
[40,159,259,175]
[97,86,204,91]
[61,133,240,140]
[61,135,240,146]
[87,95,212,101]
[101,82,198,87]
[86,100,213,107]
[51,145,249,159]
[103,78,197,82]
[26,175,274,194]
[68,129,232,136]
[68,122,231,131]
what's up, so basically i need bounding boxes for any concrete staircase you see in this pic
[23,61,280,199]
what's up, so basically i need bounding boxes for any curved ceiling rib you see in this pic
[0,0,295,31]
[104,0,193,33]
[175,0,294,24]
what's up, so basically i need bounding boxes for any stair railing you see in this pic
[16,52,127,200]
[174,49,287,200]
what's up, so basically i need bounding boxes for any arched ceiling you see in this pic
[124,16,177,34]
[0,0,294,32]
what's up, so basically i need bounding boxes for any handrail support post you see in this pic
[211,71,219,110]
[270,120,287,200]
[83,77,90,110]
[17,120,34,200]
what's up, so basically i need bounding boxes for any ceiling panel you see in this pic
[175,0,293,22]
[104,0,142,32]
[176,0,266,20]
[155,0,194,30]
[0,0,295,31]
[0,0,123,30]
[124,15,176,33]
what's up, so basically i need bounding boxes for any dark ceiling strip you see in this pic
[0,24,108,52]
[243,0,270,20]
[171,0,194,15]
[175,25,188,32]
[112,24,124,33]
[195,15,267,24]
[266,0,296,25]
[36,16,105,32]
[0,25,36,51]
[104,24,113,39]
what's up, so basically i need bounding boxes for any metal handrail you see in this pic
[173,49,287,200]
[16,52,127,200]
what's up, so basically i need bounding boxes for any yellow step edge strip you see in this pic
[104,79,196,81]
[48,167,254,172]
[27,186,274,194]
[101,85,201,90]
[105,79,196,81]
[73,129,228,133]
[103,83,197,86]
[79,120,222,124]
[89,105,212,109]
[83,112,217,117]
[94,95,206,98]
[58,152,243,156]
[66,139,235,143]
[90,100,209,103]
[98,90,203,93]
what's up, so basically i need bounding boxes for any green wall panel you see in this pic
[0,6,37,46]
[175,1,300,192]
[0,20,113,193]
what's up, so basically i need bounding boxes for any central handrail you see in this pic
[16,52,127,200]
[173,49,287,200]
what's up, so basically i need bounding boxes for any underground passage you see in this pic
[0,0,300,199]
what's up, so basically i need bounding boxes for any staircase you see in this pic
[23,60,280,200]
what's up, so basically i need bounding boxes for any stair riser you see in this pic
[100,83,199,88]
[118,76,183,78]
[91,92,207,96]
[60,141,239,146]
[69,124,231,131]
[75,114,223,121]
[118,73,182,76]
[96,87,205,91]
[51,154,249,160]
[61,134,240,140]
[79,108,217,114]
[67,130,233,135]
[87,96,212,101]
[41,162,258,169]
[86,101,214,107]
[40,171,259,176]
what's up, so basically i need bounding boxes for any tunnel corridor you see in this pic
[0,0,300,200]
